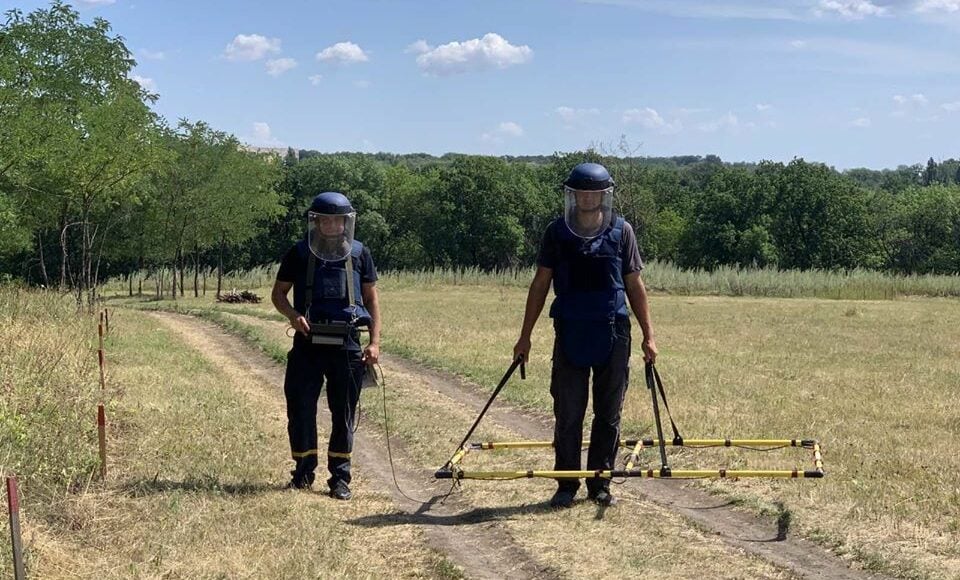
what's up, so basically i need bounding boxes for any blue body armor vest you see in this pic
[292,239,372,328]
[548,216,627,367]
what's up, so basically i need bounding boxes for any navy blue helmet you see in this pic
[563,163,614,191]
[308,192,354,215]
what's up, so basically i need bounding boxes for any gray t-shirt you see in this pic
[537,217,644,275]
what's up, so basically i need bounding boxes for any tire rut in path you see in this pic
[150,311,560,580]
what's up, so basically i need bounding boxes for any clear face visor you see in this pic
[307,211,356,261]
[564,186,614,239]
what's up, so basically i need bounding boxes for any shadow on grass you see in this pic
[347,494,561,527]
[120,476,283,497]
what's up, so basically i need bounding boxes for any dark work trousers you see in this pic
[551,317,631,494]
[284,338,366,488]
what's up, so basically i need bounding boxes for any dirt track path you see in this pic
[226,310,887,579]
[150,311,560,580]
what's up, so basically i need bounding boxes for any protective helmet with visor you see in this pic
[306,191,356,262]
[563,163,614,239]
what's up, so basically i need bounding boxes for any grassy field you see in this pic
[103,277,960,579]
[378,286,960,579]
[6,276,960,578]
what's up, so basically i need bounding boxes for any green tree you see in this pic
[1,2,161,303]
[923,157,939,186]
[763,159,877,270]
[678,166,776,268]
[888,185,960,273]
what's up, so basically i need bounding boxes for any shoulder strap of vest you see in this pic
[305,250,316,316]
[345,254,356,311]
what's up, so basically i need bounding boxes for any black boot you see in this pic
[288,470,315,490]
[329,480,352,500]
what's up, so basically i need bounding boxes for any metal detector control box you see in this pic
[308,321,351,346]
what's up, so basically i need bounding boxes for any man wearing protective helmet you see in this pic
[271,191,381,500]
[513,162,658,508]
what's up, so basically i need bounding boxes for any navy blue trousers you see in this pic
[284,340,366,488]
[550,317,631,493]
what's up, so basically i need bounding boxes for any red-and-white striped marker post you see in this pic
[97,318,107,479]
[98,322,106,391]
[6,475,26,580]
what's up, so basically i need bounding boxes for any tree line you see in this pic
[3,3,960,306]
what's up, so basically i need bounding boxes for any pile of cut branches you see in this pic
[217,290,262,304]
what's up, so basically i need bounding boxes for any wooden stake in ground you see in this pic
[98,404,107,479]
[6,475,26,580]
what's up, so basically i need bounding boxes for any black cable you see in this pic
[377,362,440,504]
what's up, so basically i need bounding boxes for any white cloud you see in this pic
[498,121,524,137]
[481,121,525,143]
[316,42,369,65]
[131,74,156,93]
[850,117,872,127]
[942,101,960,111]
[915,0,960,12]
[223,34,281,61]
[405,40,432,54]
[698,112,740,132]
[815,0,887,18]
[308,74,323,86]
[556,106,600,124]
[790,39,808,49]
[248,122,284,147]
[756,103,773,112]
[893,93,928,105]
[674,107,711,115]
[623,107,683,134]
[416,33,532,76]
[265,57,297,77]
[139,49,165,61]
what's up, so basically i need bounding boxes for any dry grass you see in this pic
[1,292,459,579]
[101,277,960,578]
[0,287,103,501]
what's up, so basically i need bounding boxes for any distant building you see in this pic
[240,145,298,159]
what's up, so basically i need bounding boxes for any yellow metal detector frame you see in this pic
[435,359,825,481]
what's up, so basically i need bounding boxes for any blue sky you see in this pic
[5,0,960,169]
